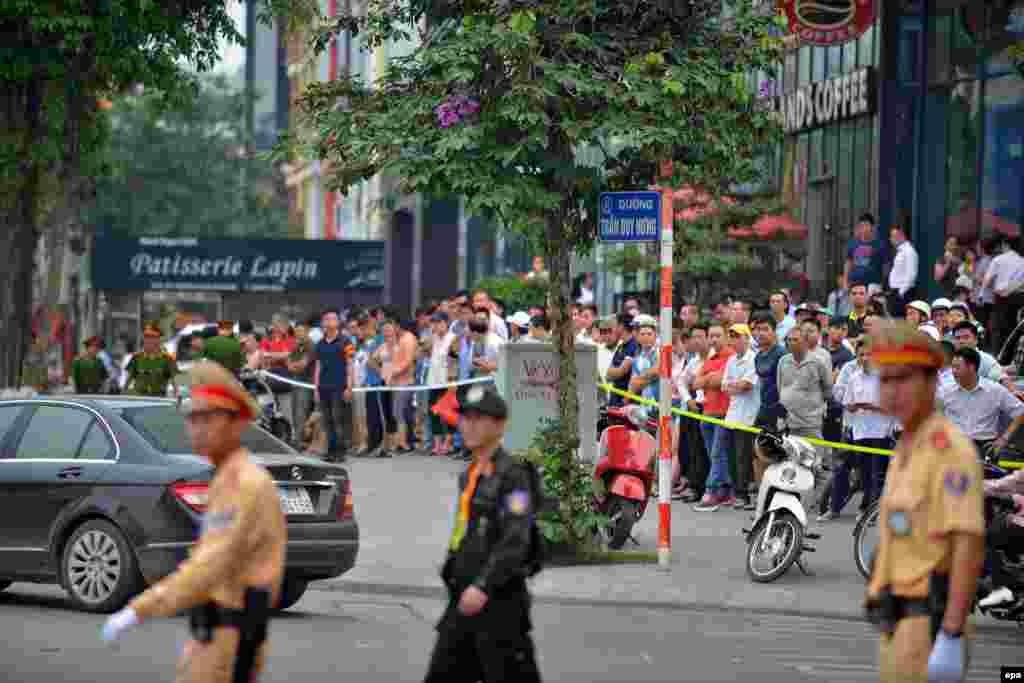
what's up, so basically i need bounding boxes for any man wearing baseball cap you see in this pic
[425,384,542,682]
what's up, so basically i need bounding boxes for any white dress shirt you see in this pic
[723,349,760,426]
[833,362,895,440]
[888,240,919,295]
[985,249,1024,296]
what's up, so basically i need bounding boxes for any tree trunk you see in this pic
[544,213,579,456]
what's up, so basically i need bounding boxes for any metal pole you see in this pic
[657,162,674,569]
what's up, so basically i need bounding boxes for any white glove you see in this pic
[102,607,139,647]
[926,630,964,682]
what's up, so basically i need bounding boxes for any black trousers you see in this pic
[987,520,1024,589]
[992,292,1024,358]
[682,415,709,498]
[365,390,385,450]
[425,601,541,683]
[734,431,756,499]
[318,387,352,456]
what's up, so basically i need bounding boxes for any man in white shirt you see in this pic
[887,225,919,316]
[722,324,759,509]
[983,236,1024,353]
[940,346,1024,454]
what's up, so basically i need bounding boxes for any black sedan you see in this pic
[0,396,358,613]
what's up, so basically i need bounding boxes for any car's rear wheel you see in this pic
[276,577,309,611]
[62,519,142,613]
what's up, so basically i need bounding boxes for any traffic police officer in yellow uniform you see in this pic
[424,384,543,683]
[126,322,180,397]
[101,362,287,683]
[866,321,985,683]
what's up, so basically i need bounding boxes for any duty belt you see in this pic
[187,587,271,683]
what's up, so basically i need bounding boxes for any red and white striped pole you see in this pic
[656,161,674,569]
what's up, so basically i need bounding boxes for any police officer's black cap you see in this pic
[459,384,508,419]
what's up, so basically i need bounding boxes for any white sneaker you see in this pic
[816,511,836,522]
[978,586,1015,608]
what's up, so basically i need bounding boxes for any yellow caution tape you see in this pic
[598,383,1024,470]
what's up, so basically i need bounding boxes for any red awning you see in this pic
[673,186,736,222]
[728,214,808,241]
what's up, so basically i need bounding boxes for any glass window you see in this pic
[851,122,865,219]
[119,406,293,455]
[784,49,798,93]
[835,122,854,234]
[823,123,838,178]
[929,12,953,84]
[810,128,824,179]
[827,44,843,78]
[843,35,857,74]
[78,422,116,461]
[798,46,811,86]
[0,406,23,445]
[858,25,876,68]
[981,73,1024,243]
[944,79,983,245]
[812,46,825,82]
[15,406,93,460]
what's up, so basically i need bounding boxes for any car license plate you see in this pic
[278,487,315,515]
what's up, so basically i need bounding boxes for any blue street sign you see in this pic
[598,191,662,243]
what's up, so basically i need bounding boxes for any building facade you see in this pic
[750,0,1023,301]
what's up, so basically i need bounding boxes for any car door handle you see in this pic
[57,466,83,479]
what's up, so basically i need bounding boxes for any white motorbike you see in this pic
[742,429,822,583]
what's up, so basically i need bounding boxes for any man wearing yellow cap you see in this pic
[865,321,984,683]
[101,361,286,683]
[126,323,179,398]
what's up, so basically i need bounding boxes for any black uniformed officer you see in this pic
[424,384,542,683]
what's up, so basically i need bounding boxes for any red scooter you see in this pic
[593,405,657,549]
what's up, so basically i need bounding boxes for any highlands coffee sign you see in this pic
[781,0,877,47]
[779,67,875,135]
[92,236,385,292]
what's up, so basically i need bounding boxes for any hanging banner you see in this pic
[781,0,878,47]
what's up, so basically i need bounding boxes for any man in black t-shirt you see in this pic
[605,313,638,407]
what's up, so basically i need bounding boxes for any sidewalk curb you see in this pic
[312,579,868,623]
[310,580,1015,635]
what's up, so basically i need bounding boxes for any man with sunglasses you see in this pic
[101,361,287,683]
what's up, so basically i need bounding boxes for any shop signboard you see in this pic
[92,236,385,292]
[781,0,877,47]
[779,66,876,135]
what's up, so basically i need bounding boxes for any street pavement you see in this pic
[1,583,1021,682]
[335,455,882,619]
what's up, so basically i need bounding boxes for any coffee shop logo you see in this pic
[781,0,877,47]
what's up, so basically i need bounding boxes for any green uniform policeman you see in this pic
[71,336,109,394]
[202,320,245,377]
[127,323,179,398]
